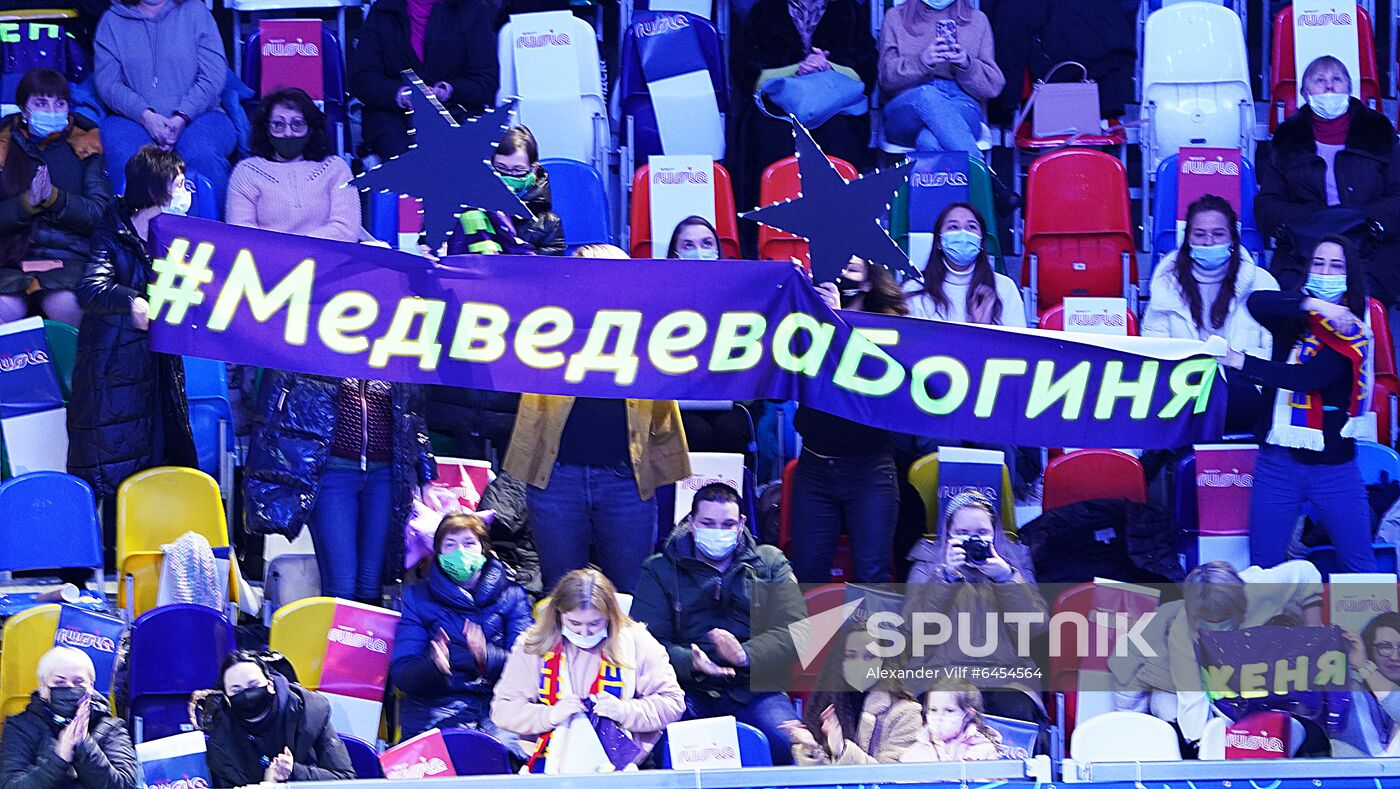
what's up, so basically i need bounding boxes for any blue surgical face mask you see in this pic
[940,229,982,267]
[1305,273,1349,304]
[921,0,955,8]
[678,247,719,261]
[1189,243,1232,270]
[1198,619,1237,633]
[694,527,739,560]
[561,625,606,650]
[27,110,67,138]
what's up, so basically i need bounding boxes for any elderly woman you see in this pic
[0,647,137,789]
[1256,55,1400,303]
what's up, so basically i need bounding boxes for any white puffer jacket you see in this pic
[1142,249,1277,358]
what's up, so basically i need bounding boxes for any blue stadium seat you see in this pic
[127,604,236,742]
[108,169,216,219]
[339,735,383,779]
[183,356,236,493]
[658,720,772,767]
[617,10,727,165]
[440,727,512,776]
[0,471,102,582]
[541,158,611,249]
[1356,440,1400,486]
[1149,154,1264,281]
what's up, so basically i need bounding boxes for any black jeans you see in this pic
[789,451,900,583]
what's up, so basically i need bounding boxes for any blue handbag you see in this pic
[756,69,868,129]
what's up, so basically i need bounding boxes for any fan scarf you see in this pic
[526,643,626,773]
[1266,312,1373,451]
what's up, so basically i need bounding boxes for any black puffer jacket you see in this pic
[0,114,111,295]
[244,372,435,579]
[203,675,355,788]
[67,203,196,498]
[1018,498,1183,584]
[0,694,137,789]
[515,167,564,255]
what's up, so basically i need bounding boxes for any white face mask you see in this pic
[928,712,968,742]
[163,187,192,216]
[1309,92,1350,121]
[678,247,719,261]
[842,658,881,692]
[562,625,606,650]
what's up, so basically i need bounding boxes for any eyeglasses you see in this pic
[269,119,308,134]
[493,164,531,177]
[1372,641,1400,657]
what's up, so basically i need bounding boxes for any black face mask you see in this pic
[227,684,276,724]
[835,275,863,299]
[269,134,309,161]
[47,686,86,722]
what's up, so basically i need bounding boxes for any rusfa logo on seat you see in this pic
[1195,468,1253,489]
[0,348,49,373]
[635,14,690,37]
[516,30,572,48]
[148,778,209,789]
[910,171,968,188]
[1180,157,1240,177]
[54,627,117,653]
[1298,11,1353,26]
[327,625,389,654]
[262,37,319,57]
[653,167,709,186]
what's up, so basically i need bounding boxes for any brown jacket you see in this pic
[877,0,1004,99]
[794,691,924,765]
[503,395,691,499]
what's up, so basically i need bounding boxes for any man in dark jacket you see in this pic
[348,0,498,159]
[631,483,806,765]
[0,647,137,789]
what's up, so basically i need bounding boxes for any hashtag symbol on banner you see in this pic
[147,239,215,324]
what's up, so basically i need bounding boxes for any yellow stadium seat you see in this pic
[1,605,60,722]
[269,597,340,690]
[908,453,1017,538]
[116,467,232,617]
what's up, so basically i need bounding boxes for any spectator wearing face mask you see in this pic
[486,126,563,255]
[492,569,685,772]
[200,652,355,787]
[666,215,721,260]
[391,513,532,748]
[904,202,1024,326]
[0,647,136,789]
[901,681,1005,762]
[1143,194,1277,433]
[630,484,807,766]
[1220,236,1377,573]
[1256,55,1400,302]
[226,89,363,242]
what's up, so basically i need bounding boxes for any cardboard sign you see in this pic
[665,716,741,770]
[1328,573,1399,635]
[649,155,715,254]
[673,452,744,524]
[1225,710,1291,759]
[135,732,211,789]
[1062,297,1130,336]
[1194,444,1255,537]
[54,605,125,695]
[1292,0,1361,108]
[319,601,400,742]
[1175,147,1242,245]
[935,446,1004,530]
[427,456,495,512]
[380,728,456,780]
[0,316,67,474]
[259,20,323,101]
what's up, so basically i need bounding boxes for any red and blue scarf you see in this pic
[525,643,626,773]
[1267,313,1373,450]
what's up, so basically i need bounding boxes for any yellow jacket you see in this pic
[504,395,691,500]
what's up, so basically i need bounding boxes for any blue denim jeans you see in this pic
[684,692,797,766]
[1248,446,1377,572]
[400,697,527,759]
[101,112,236,217]
[883,78,983,154]
[526,462,657,593]
[789,452,900,583]
[308,458,393,600]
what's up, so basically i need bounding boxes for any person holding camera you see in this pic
[903,492,1047,727]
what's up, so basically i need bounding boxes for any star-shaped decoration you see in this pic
[353,70,531,248]
[742,119,914,281]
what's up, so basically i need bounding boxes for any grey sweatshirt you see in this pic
[93,0,227,121]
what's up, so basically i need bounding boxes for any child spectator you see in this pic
[489,126,563,255]
[227,89,363,242]
[0,67,110,326]
[902,680,1005,762]
[391,513,532,750]
[93,0,234,216]
[491,569,684,772]
[878,0,1003,154]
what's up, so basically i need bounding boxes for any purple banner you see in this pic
[147,217,1226,448]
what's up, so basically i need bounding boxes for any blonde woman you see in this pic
[490,569,684,773]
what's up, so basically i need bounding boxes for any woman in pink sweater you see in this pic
[878,0,1004,154]
[226,89,364,242]
[490,569,685,773]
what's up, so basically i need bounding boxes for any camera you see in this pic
[961,535,991,564]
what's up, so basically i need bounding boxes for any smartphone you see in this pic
[935,19,958,44]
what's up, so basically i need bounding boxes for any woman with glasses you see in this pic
[487,126,563,255]
[227,89,364,243]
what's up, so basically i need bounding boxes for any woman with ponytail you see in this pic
[904,202,1024,326]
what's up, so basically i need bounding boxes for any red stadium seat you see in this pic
[1269,4,1381,132]
[1038,303,1140,335]
[758,155,859,268]
[1370,298,1394,379]
[1048,583,1096,740]
[628,162,741,260]
[1042,449,1147,512]
[778,458,854,581]
[1021,149,1138,317]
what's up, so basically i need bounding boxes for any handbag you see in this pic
[1014,61,1102,139]
[756,67,868,129]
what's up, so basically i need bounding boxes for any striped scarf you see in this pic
[1267,312,1373,451]
[526,643,626,773]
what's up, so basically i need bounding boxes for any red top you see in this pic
[407,0,435,62]
[1313,112,1350,145]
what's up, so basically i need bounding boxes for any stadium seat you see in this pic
[616,11,728,169]
[1355,440,1400,484]
[627,161,740,259]
[268,596,339,690]
[1304,543,1398,580]
[497,15,608,173]
[1374,375,1399,448]
[184,356,236,496]
[441,727,514,775]
[777,459,854,580]
[541,158,612,250]
[42,320,77,402]
[0,604,59,719]
[1069,710,1181,762]
[1148,154,1265,281]
[887,154,1003,270]
[0,472,102,586]
[127,604,235,742]
[0,13,87,114]
[1021,149,1138,319]
[1270,5,1381,132]
[1370,298,1395,379]
[658,720,771,767]
[1042,450,1147,512]
[116,466,231,618]
[906,452,1017,536]
[110,169,216,219]
[240,27,349,154]
[1139,2,1254,201]
[261,554,320,626]
[1037,304,1140,335]
[340,734,383,778]
[757,154,858,267]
